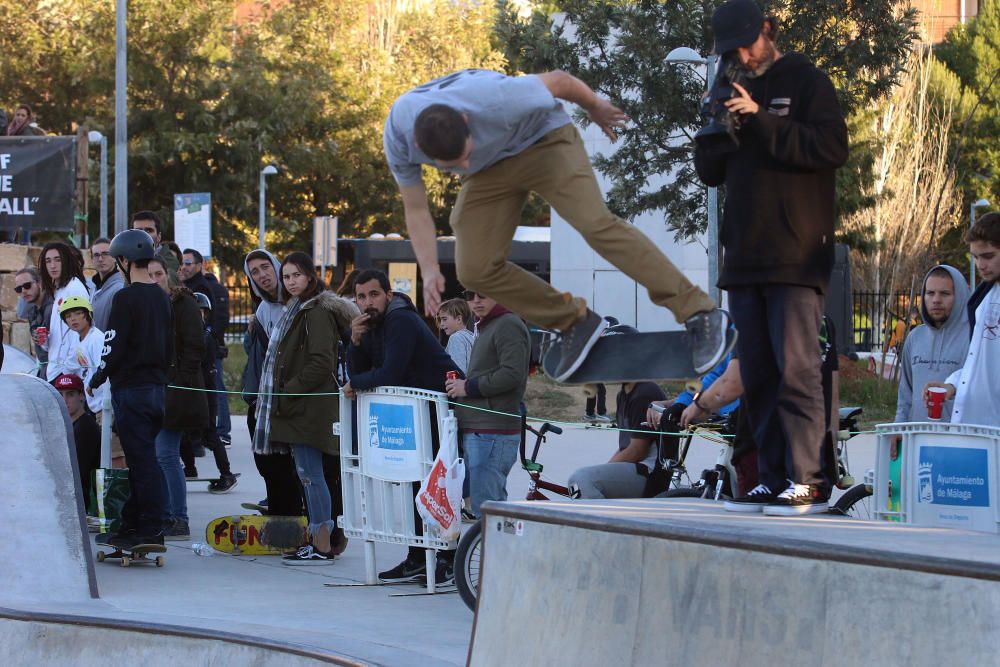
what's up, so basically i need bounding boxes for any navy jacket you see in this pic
[347,293,460,392]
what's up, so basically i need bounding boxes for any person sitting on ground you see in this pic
[926,211,1000,427]
[13,266,52,377]
[345,268,461,584]
[188,291,239,494]
[39,242,90,381]
[438,297,476,375]
[54,373,100,504]
[254,253,357,564]
[147,257,208,540]
[87,228,172,549]
[49,294,106,417]
[446,290,531,518]
[241,248,303,517]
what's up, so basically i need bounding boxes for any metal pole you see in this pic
[258,171,266,249]
[99,136,108,239]
[705,55,720,305]
[114,0,127,234]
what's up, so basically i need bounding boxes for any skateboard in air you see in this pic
[541,328,737,385]
[96,543,166,568]
[205,514,308,555]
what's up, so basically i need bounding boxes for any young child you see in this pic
[52,295,106,416]
[53,373,100,506]
[925,211,1000,427]
[193,291,239,493]
[438,297,475,375]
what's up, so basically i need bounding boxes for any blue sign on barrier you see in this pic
[368,403,417,452]
[918,446,990,507]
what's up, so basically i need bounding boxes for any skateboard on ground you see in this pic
[96,543,166,568]
[185,472,241,485]
[205,514,308,555]
[541,328,737,385]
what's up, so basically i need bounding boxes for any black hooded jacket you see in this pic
[695,53,849,292]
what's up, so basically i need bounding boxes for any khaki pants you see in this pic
[451,123,714,331]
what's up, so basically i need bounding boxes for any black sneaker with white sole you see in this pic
[282,544,336,565]
[723,484,779,513]
[763,482,830,516]
[553,310,608,382]
[209,473,239,494]
[417,558,455,589]
[378,555,427,583]
[684,308,735,374]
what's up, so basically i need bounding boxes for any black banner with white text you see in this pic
[0,136,77,232]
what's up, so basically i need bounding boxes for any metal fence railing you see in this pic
[851,290,913,353]
[225,284,256,344]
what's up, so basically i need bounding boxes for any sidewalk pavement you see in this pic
[92,414,878,665]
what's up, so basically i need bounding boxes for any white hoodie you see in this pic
[946,282,1000,427]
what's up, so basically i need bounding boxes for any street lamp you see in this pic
[114,0,127,234]
[258,164,278,249]
[970,198,991,288]
[666,47,721,306]
[87,131,108,240]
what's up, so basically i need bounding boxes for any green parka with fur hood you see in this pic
[269,291,359,455]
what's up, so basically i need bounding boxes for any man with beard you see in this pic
[695,0,848,515]
[344,269,461,586]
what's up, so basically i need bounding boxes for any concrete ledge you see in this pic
[470,499,1000,665]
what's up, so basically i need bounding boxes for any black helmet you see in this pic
[108,229,155,261]
[604,324,640,337]
[193,292,212,311]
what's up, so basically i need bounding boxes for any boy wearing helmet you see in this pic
[50,295,106,416]
[89,228,173,549]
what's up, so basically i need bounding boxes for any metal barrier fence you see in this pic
[224,284,255,343]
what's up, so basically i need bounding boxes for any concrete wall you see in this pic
[0,373,97,604]
[470,508,1000,665]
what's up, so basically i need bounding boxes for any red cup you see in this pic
[35,326,48,346]
[927,387,948,420]
[446,371,459,381]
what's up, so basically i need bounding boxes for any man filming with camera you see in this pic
[694,0,848,515]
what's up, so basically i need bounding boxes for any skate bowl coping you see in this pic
[0,373,98,604]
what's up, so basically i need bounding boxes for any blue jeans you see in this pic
[291,444,336,539]
[112,384,168,536]
[154,428,187,522]
[463,432,520,517]
[214,356,231,440]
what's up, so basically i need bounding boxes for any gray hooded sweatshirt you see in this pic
[241,249,284,404]
[895,264,971,422]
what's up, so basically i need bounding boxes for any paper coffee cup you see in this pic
[927,386,948,420]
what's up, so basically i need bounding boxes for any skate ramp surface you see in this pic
[1,344,37,374]
[469,498,1000,665]
[0,373,97,604]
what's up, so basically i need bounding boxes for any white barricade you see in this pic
[337,386,459,592]
[875,421,1000,533]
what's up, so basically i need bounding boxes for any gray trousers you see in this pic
[569,462,648,499]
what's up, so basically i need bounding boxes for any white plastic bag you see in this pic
[416,449,465,542]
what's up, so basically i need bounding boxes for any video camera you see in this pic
[694,52,751,156]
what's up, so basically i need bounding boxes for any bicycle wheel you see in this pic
[656,487,705,499]
[455,520,483,612]
[833,483,874,519]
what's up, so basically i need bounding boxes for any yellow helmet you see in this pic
[59,294,94,317]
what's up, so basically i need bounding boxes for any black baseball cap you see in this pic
[712,0,764,54]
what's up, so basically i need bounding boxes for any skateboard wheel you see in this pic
[97,551,105,562]
[156,556,165,567]
[121,556,130,567]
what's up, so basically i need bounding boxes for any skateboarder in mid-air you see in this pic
[384,68,734,381]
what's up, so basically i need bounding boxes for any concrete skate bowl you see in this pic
[468,498,1000,665]
[1,343,37,374]
[0,374,363,665]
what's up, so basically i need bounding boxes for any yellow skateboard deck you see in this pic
[205,515,308,555]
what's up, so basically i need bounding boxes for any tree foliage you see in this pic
[494,0,918,240]
[0,0,503,270]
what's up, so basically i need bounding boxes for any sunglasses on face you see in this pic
[462,290,485,301]
[14,281,33,293]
